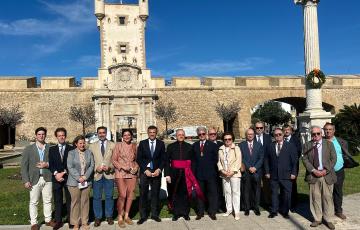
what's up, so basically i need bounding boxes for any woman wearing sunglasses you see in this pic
[217,132,242,220]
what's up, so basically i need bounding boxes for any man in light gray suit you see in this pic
[303,126,337,230]
[21,127,56,230]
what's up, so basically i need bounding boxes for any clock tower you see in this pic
[93,0,156,141]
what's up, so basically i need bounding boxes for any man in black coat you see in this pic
[137,126,166,225]
[193,127,218,220]
[240,128,264,216]
[283,124,302,211]
[48,128,74,230]
[265,128,298,219]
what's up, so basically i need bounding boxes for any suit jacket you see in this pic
[217,144,242,178]
[49,144,74,188]
[136,138,166,175]
[287,135,302,158]
[89,140,115,181]
[302,139,337,185]
[21,143,51,185]
[193,140,219,180]
[264,141,298,180]
[67,149,95,187]
[239,140,264,176]
[256,133,272,149]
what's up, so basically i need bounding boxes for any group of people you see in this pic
[21,122,349,230]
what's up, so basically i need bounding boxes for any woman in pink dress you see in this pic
[112,129,139,228]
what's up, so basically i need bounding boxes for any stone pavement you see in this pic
[2,193,359,230]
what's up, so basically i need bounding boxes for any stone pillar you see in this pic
[295,0,333,141]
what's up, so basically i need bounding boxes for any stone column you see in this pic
[295,0,333,139]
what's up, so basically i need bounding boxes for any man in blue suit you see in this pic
[137,125,166,225]
[240,128,264,216]
[265,128,298,219]
[193,127,219,220]
[283,124,302,211]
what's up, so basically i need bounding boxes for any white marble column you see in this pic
[295,0,333,135]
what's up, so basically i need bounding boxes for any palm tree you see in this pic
[332,103,360,155]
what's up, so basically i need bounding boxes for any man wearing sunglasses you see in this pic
[254,121,272,209]
[192,127,219,220]
[303,126,337,229]
[265,128,298,219]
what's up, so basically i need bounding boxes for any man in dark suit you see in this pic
[265,128,298,219]
[193,127,219,220]
[208,128,225,213]
[137,126,166,225]
[283,124,302,211]
[303,126,337,230]
[323,122,348,220]
[239,128,264,216]
[49,128,74,230]
[254,121,272,208]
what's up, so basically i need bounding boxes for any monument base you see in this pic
[297,109,334,144]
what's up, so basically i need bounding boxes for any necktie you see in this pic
[60,145,64,161]
[200,141,204,156]
[277,143,281,156]
[313,142,320,169]
[249,143,253,155]
[101,140,105,157]
[150,141,154,169]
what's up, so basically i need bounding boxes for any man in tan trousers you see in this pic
[303,126,337,230]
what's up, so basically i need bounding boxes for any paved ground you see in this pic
[2,193,359,230]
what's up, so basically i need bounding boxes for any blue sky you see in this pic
[0,0,359,80]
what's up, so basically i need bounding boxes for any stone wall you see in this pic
[0,75,359,141]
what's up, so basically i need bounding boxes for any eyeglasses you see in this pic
[255,127,264,130]
[274,133,283,137]
[208,133,216,136]
[311,132,321,136]
[224,138,232,141]
[198,133,206,136]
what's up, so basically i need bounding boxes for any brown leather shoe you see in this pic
[118,220,125,228]
[31,224,39,230]
[45,220,57,227]
[310,221,322,227]
[94,218,101,227]
[326,222,335,230]
[125,218,134,225]
[335,213,347,220]
[107,217,114,225]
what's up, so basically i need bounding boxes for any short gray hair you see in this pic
[310,125,322,132]
[176,129,185,135]
[196,126,207,134]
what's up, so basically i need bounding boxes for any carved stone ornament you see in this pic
[108,64,142,90]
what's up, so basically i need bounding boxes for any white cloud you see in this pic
[152,57,273,76]
[0,0,94,55]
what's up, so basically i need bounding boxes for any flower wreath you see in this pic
[306,69,326,89]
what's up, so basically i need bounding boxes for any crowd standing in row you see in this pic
[21,122,350,230]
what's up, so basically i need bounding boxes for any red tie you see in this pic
[200,142,204,156]
[313,142,320,169]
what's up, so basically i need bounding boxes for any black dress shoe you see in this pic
[254,209,261,216]
[53,222,63,230]
[184,215,190,221]
[268,213,277,218]
[172,215,179,221]
[107,217,114,225]
[151,216,161,222]
[244,210,250,216]
[209,214,217,220]
[195,215,202,220]
[137,218,147,225]
[94,218,101,227]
